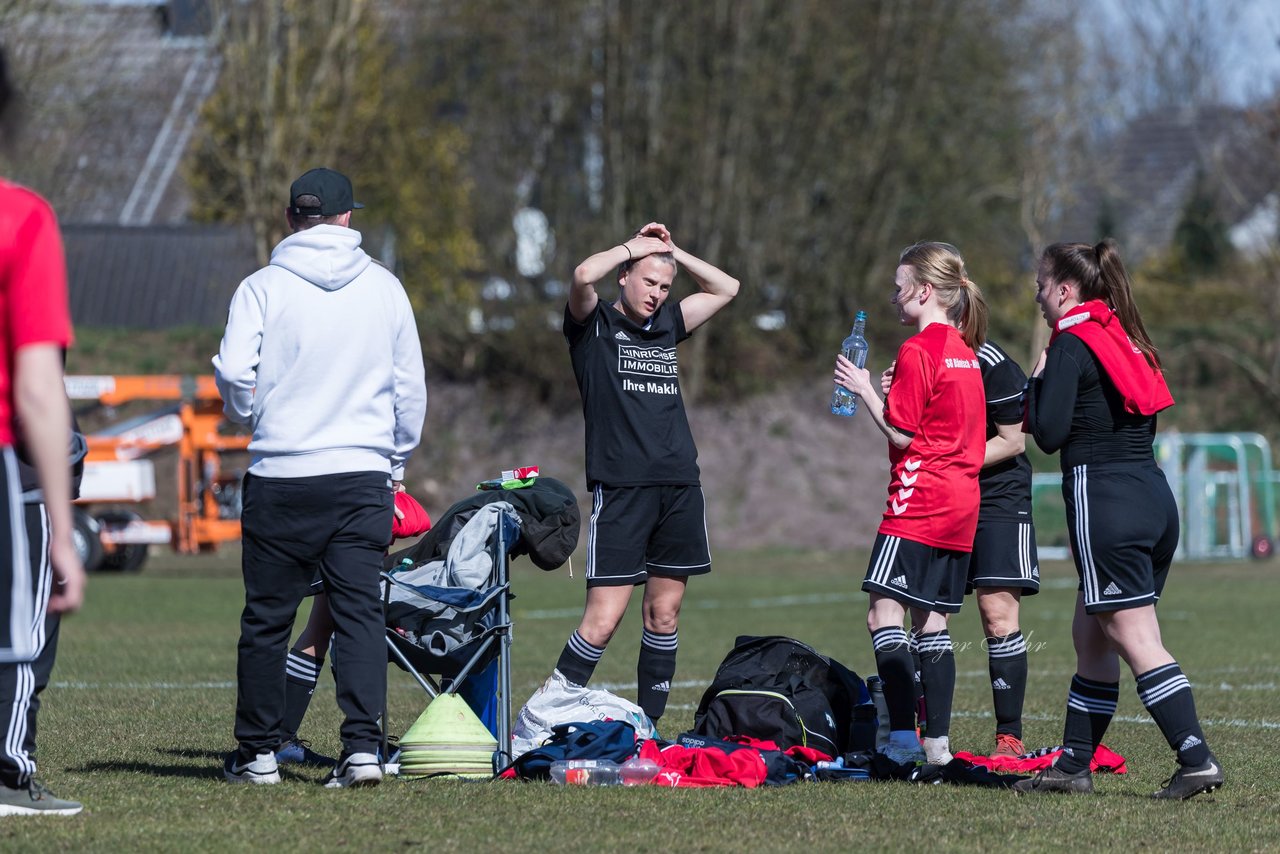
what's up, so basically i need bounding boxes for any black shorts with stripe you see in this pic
[966,517,1040,595]
[1063,462,1179,614]
[586,484,711,588]
[861,533,969,614]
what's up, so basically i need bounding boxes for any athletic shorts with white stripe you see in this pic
[966,517,1040,594]
[1063,462,1179,614]
[861,533,970,613]
[585,484,710,587]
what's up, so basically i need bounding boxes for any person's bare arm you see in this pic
[834,354,913,449]
[673,240,740,333]
[984,420,1025,468]
[15,344,85,613]
[568,227,671,323]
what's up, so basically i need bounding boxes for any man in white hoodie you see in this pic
[214,168,426,788]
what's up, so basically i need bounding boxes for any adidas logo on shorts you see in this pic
[1180,735,1203,751]
[650,681,671,693]
[1031,566,1040,578]
[992,678,1012,691]
[1103,582,1122,596]
[890,575,908,589]
[615,331,630,341]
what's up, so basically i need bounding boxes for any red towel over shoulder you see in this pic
[1051,300,1174,415]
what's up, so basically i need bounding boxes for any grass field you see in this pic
[8,546,1280,852]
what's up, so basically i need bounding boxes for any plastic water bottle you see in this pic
[619,756,661,786]
[866,675,890,749]
[831,311,869,416]
[549,759,622,786]
[851,702,878,752]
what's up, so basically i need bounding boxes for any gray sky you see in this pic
[1231,0,1280,103]
[1092,0,1280,106]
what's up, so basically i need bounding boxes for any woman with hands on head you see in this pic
[554,220,739,725]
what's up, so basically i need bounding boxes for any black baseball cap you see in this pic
[288,167,365,216]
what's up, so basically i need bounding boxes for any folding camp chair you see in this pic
[381,503,518,773]
[379,476,581,774]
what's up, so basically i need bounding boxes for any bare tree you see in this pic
[428,0,1041,401]
[189,0,379,263]
[1106,0,1241,115]
[188,0,482,367]
[1010,4,1099,363]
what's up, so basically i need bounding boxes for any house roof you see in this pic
[12,3,241,330]
[1059,105,1280,262]
[65,224,255,328]
[10,1,217,226]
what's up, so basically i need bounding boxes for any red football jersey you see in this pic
[878,323,985,551]
[0,180,74,445]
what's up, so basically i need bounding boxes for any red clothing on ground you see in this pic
[878,323,985,551]
[0,180,73,444]
[729,735,830,766]
[635,736,829,788]
[954,743,1127,775]
[638,739,767,788]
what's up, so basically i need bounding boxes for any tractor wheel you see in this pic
[95,509,150,572]
[72,508,104,573]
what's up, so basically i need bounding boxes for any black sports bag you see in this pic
[692,635,874,757]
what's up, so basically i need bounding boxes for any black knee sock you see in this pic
[1056,674,1118,774]
[1136,662,1211,767]
[282,649,323,741]
[987,631,1028,739]
[872,627,916,732]
[909,633,925,729]
[556,631,604,687]
[915,630,955,739]
[636,629,678,722]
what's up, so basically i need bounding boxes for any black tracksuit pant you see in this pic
[234,471,393,759]
[0,502,55,789]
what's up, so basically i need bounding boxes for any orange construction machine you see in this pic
[66,375,248,572]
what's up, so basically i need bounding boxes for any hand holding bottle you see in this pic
[834,355,874,398]
[831,311,869,417]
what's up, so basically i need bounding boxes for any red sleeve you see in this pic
[884,340,933,434]
[9,194,73,351]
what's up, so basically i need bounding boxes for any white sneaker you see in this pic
[878,741,926,765]
[323,752,383,789]
[224,751,281,785]
[922,736,953,765]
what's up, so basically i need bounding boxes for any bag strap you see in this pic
[552,720,635,751]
